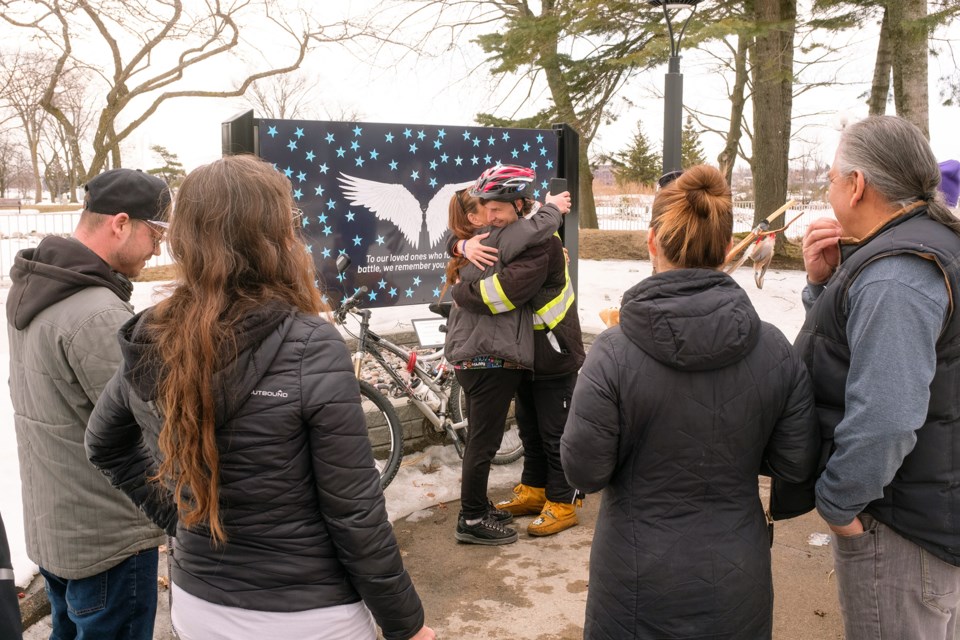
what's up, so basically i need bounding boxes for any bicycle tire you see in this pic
[359,380,404,489]
[449,378,524,465]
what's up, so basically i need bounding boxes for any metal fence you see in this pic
[595,195,834,239]
[0,209,174,281]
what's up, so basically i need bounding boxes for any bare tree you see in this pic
[0,50,53,202]
[0,0,375,182]
[245,71,319,120]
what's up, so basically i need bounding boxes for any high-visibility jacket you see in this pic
[445,239,549,369]
[454,231,585,378]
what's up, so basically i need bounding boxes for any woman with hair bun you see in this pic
[561,164,820,639]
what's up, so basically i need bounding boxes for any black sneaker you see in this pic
[455,514,519,546]
[487,501,514,524]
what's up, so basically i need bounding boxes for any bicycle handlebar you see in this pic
[335,285,369,322]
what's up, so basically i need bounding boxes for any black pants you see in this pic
[0,512,22,640]
[456,367,524,520]
[516,373,579,503]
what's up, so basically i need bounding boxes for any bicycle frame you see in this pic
[337,305,469,451]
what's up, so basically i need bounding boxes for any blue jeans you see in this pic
[40,547,159,640]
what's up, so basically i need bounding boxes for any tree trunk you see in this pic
[718,34,750,186]
[749,0,796,253]
[29,142,42,204]
[890,0,929,137]
[868,7,893,115]
[578,149,598,229]
[536,8,599,229]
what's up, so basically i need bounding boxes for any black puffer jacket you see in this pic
[561,270,819,640]
[85,304,424,640]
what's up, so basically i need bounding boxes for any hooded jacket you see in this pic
[561,269,819,639]
[6,236,164,579]
[85,306,424,639]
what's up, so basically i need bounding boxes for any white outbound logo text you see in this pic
[251,389,289,398]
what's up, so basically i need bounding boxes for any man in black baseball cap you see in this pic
[5,167,171,640]
[84,168,171,226]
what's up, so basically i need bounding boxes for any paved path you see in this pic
[24,477,844,639]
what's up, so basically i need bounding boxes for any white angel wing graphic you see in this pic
[338,173,424,248]
[424,180,476,248]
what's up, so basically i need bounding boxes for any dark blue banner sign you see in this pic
[258,119,560,308]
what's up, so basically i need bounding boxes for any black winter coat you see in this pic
[561,270,819,640]
[85,305,424,640]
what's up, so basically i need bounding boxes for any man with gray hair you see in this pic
[798,115,960,639]
[7,169,170,639]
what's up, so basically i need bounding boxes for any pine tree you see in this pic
[609,123,661,186]
[147,145,185,187]
[681,116,706,168]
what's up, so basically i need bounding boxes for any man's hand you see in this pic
[465,233,498,269]
[802,217,842,285]
[829,516,864,537]
[544,190,572,214]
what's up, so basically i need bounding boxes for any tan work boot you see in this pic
[527,500,579,536]
[495,483,546,517]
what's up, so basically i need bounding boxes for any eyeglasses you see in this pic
[828,171,852,186]
[293,208,304,226]
[138,220,166,250]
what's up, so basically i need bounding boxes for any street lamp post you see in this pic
[648,1,702,176]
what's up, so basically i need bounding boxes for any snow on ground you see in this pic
[0,259,812,588]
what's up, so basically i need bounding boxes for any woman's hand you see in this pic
[544,190,571,214]
[409,625,437,639]
[464,233,498,269]
[802,217,842,285]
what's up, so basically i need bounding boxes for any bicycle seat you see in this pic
[428,301,453,319]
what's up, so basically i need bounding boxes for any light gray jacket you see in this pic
[7,237,164,579]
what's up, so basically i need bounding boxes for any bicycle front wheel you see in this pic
[449,378,524,465]
[359,380,403,489]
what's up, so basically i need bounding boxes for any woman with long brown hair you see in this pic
[85,155,434,640]
[561,164,819,639]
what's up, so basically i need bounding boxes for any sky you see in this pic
[121,2,960,175]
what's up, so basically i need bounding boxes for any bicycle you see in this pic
[333,265,523,489]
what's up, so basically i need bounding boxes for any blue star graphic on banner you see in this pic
[257,118,561,308]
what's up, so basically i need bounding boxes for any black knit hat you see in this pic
[83,168,172,224]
